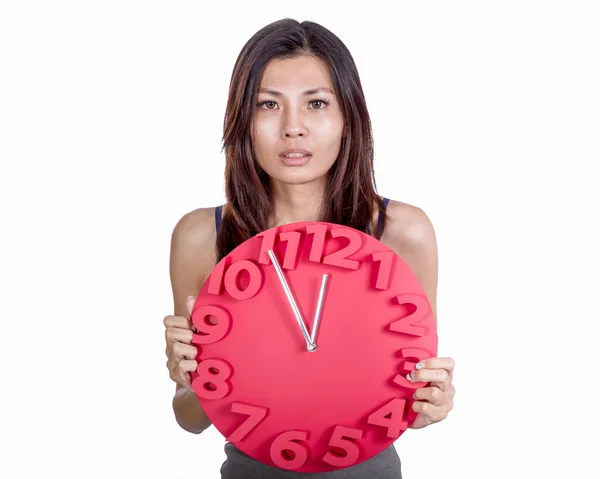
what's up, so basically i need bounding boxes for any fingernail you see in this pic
[407,372,413,381]
[415,362,424,369]
[187,295,194,301]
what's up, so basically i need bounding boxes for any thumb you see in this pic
[186,295,197,316]
[186,295,199,332]
[409,412,432,430]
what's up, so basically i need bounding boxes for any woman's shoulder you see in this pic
[169,206,221,291]
[380,198,438,275]
[382,198,437,249]
[171,206,220,248]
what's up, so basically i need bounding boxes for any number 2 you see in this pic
[389,293,429,336]
[306,226,361,270]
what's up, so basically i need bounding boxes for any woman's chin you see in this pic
[271,168,327,186]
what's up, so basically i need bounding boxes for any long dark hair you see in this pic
[216,18,387,262]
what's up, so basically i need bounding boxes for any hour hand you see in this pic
[267,250,315,351]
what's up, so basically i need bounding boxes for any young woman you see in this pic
[164,18,456,478]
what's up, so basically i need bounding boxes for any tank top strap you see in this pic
[215,205,223,232]
[378,197,390,238]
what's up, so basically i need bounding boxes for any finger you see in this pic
[409,368,451,390]
[411,401,448,422]
[168,359,198,390]
[165,327,194,348]
[170,342,199,362]
[416,357,455,379]
[178,359,198,389]
[412,386,445,406]
[164,314,194,331]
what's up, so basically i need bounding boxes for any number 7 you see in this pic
[226,402,269,443]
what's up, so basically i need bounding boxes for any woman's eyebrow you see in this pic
[258,87,334,96]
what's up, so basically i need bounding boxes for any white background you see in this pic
[1,1,598,478]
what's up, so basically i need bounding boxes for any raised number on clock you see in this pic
[257,230,302,269]
[306,225,361,270]
[191,305,232,344]
[192,358,233,400]
[207,258,263,300]
[322,425,363,467]
[269,430,310,470]
[392,347,429,389]
[387,295,432,390]
[366,398,409,438]
[226,402,268,443]
[389,293,429,336]
[372,251,394,290]
[257,229,278,265]
[278,231,301,269]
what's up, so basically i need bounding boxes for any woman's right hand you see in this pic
[164,295,199,391]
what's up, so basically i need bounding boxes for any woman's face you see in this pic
[251,55,345,187]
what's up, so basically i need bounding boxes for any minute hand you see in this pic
[310,273,328,345]
[268,250,316,352]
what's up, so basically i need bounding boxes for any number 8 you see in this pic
[192,358,233,400]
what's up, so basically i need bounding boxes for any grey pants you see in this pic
[220,443,403,479]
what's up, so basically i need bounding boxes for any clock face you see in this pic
[190,221,437,473]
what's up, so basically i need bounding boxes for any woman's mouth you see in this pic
[280,153,312,166]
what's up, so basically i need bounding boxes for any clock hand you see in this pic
[267,249,316,352]
[310,274,328,346]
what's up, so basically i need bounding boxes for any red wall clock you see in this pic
[190,221,437,473]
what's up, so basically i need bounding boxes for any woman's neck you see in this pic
[268,179,326,227]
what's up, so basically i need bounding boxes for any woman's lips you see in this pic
[280,154,312,166]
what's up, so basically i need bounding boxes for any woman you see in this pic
[164,18,456,478]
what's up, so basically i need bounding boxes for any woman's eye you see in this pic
[255,101,278,109]
[257,99,328,109]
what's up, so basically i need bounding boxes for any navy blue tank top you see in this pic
[212,198,402,478]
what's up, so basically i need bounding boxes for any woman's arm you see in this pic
[382,200,439,324]
[172,384,211,434]
[169,208,219,434]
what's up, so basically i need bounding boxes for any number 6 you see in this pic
[269,430,309,470]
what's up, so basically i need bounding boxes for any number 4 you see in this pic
[366,398,409,439]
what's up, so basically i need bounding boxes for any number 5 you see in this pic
[322,425,363,467]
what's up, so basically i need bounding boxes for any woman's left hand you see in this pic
[408,357,456,429]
